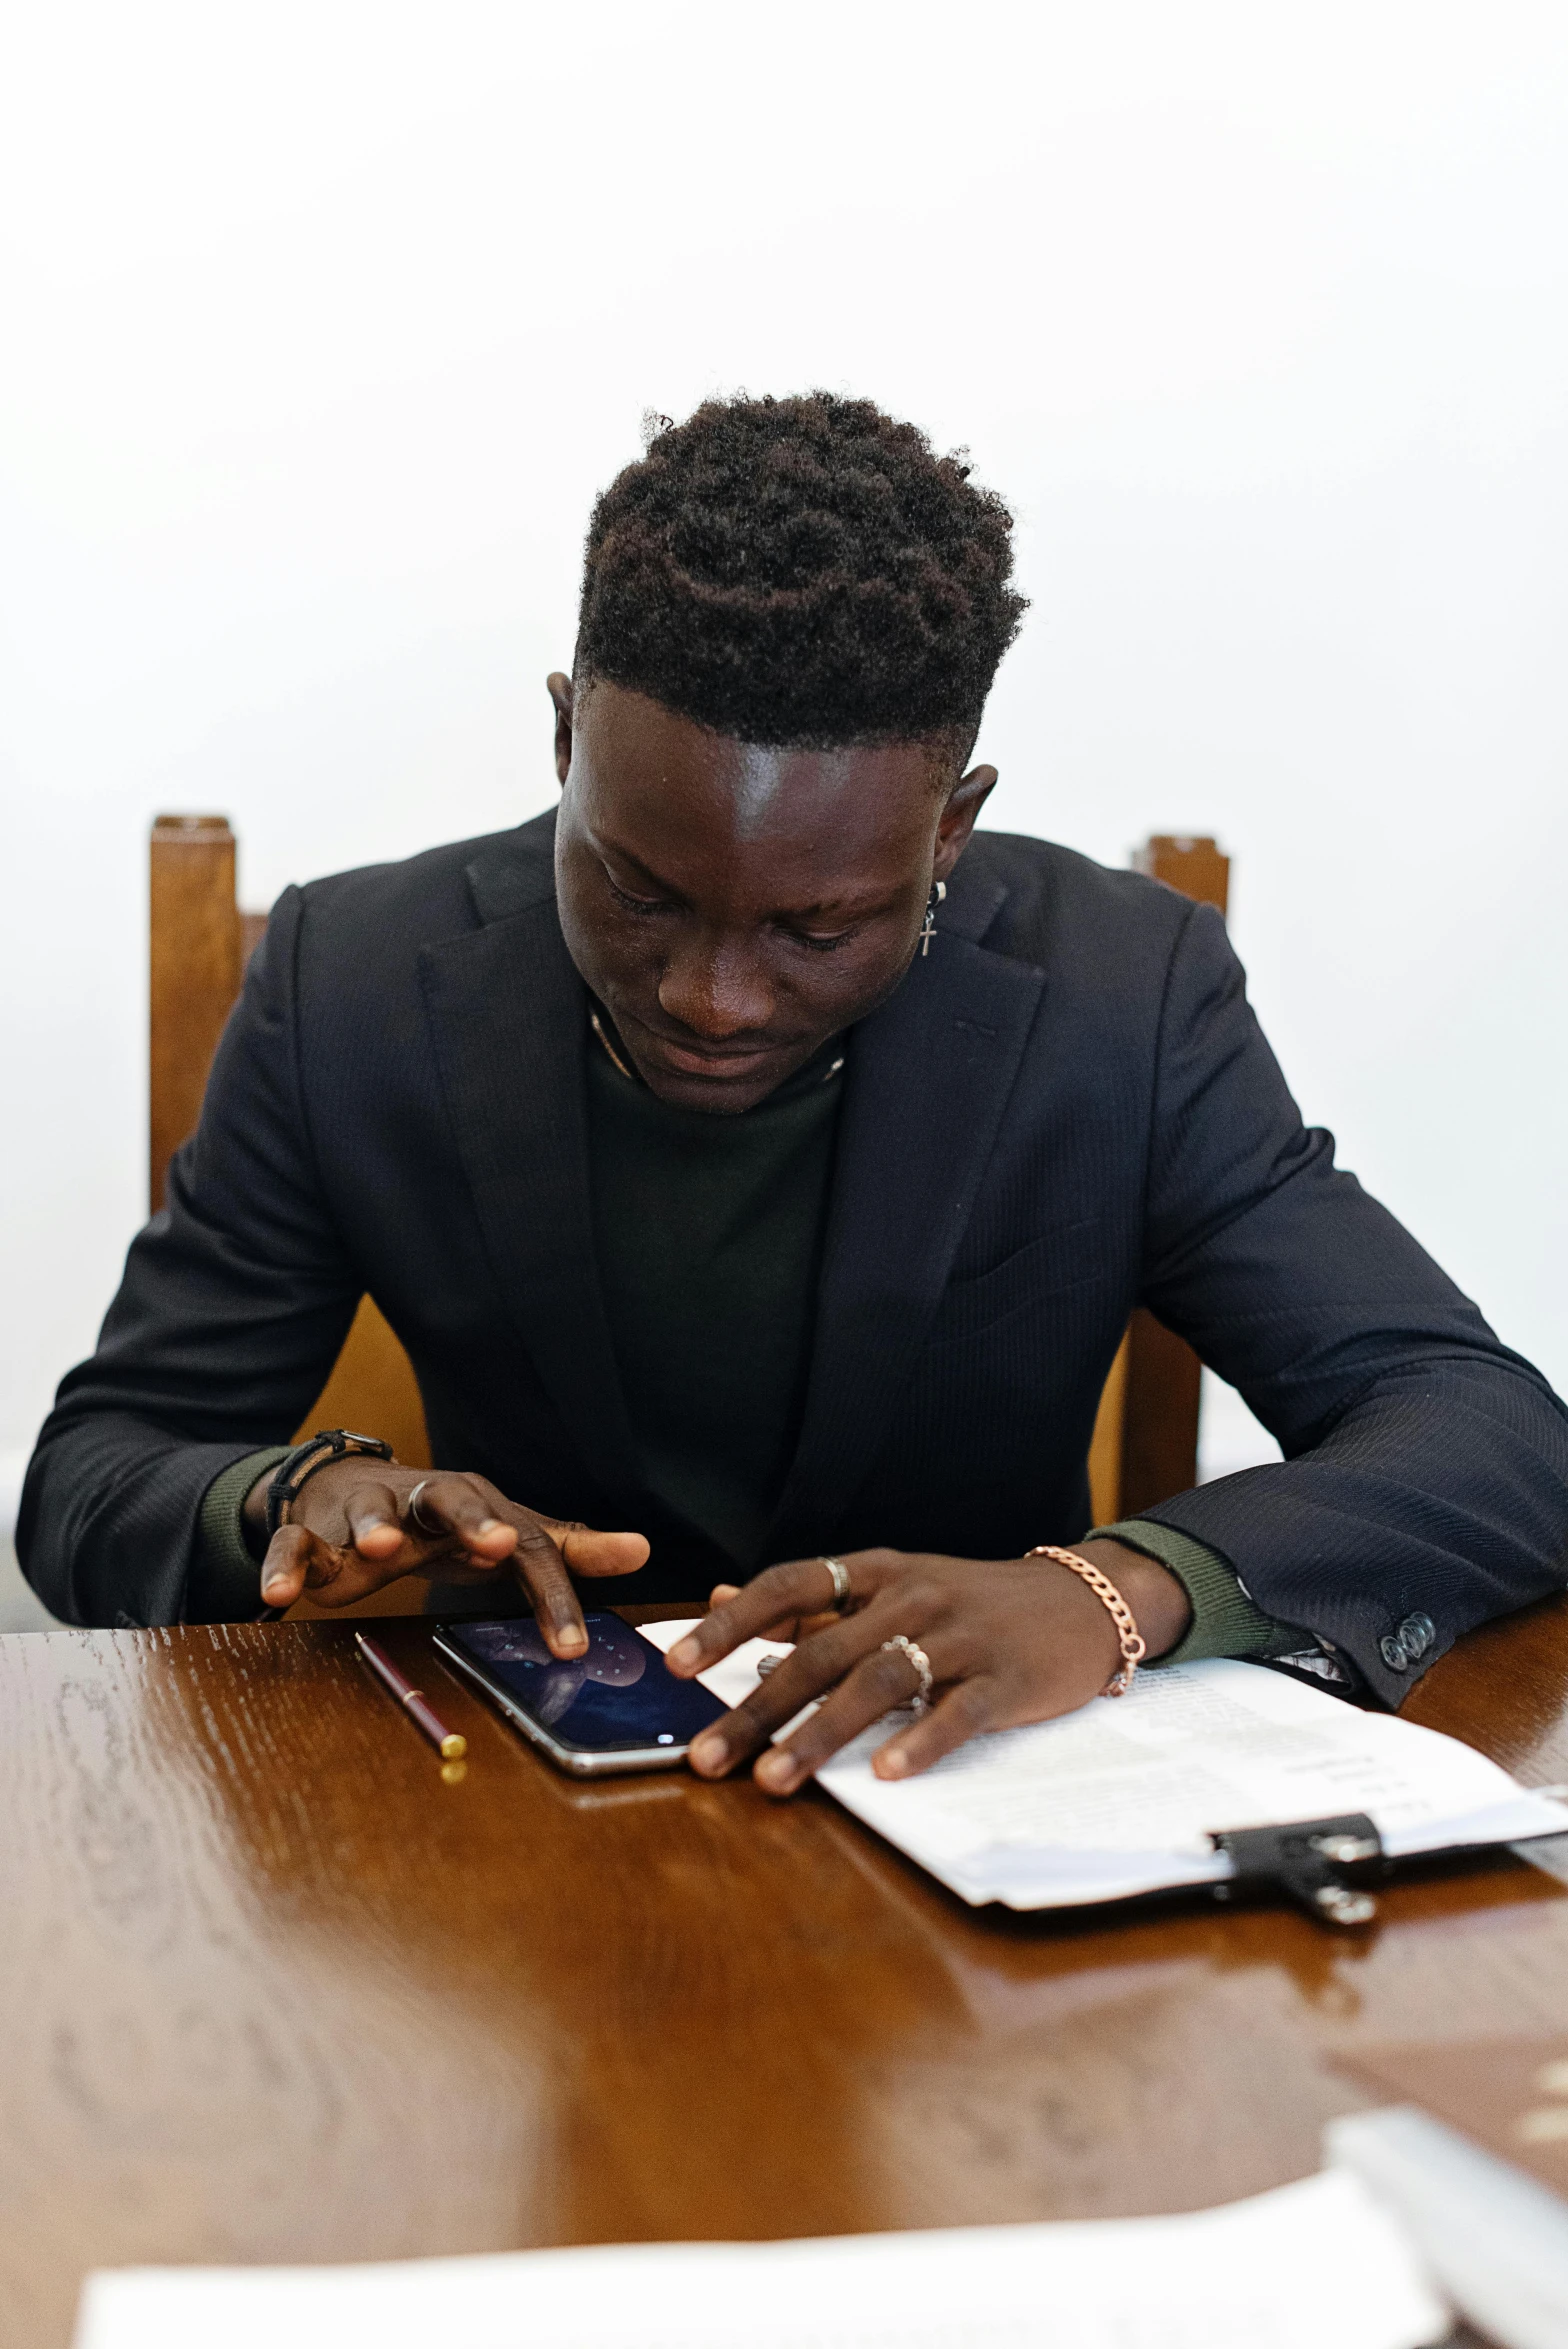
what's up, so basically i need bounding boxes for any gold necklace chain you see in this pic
[589,1009,637,1081]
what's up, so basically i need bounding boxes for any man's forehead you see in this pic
[727,739,865,840]
[576,681,954,838]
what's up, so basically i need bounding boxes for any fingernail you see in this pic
[876,1746,910,1778]
[477,1518,508,1537]
[757,1751,800,1793]
[689,1735,727,1772]
[556,1626,587,1654]
[668,1637,700,1671]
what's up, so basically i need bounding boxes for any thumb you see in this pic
[551,1525,651,1578]
[259,1521,331,1609]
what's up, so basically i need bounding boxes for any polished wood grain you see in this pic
[3,1595,1567,2345]
[149,815,242,1214]
[1118,1308,1207,1518]
[1403,1587,1568,1784]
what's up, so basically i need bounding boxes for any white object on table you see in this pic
[74,2169,1446,2349]
[642,1626,1568,1912]
[1331,2104,1568,2349]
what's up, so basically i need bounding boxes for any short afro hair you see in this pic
[574,392,1027,750]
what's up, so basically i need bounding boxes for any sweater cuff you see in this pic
[1088,1519,1307,1667]
[186,1447,291,1622]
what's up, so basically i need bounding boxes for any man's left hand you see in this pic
[666,1540,1192,1795]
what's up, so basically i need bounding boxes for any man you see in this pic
[21,392,1568,1799]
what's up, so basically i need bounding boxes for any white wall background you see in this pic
[3,0,1567,1525]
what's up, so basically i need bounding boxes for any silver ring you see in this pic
[881,1634,933,1714]
[819,1556,853,1612]
[407,1479,441,1536]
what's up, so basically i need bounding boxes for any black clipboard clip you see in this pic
[1208,1811,1386,1929]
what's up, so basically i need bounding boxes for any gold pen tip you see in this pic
[440,1733,468,1761]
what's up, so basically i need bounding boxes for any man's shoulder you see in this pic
[954,829,1199,967]
[290,808,558,942]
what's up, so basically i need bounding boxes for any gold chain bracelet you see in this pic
[1025,1545,1147,1697]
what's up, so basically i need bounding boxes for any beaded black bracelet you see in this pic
[263,1428,395,1538]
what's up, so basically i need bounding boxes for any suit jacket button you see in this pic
[1398,1611,1436,1661]
[1379,1632,1409,1672]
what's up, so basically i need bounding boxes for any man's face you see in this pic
[551,677,996,1113]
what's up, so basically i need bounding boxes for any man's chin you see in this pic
[598,1001,826,1112]
[636,1056,795,1114]
[627,1034,808,1113]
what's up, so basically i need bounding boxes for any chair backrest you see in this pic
[149,815,432,1477]
[149,816,242,1214]
[149,818,1230,1555]
[1085,835,1230,1524]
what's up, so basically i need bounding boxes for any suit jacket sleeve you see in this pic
[17,888,362,1625]
[1130,898,1568,1704]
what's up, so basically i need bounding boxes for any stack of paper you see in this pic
[75,2172,1447,2349]
[639,1629,1568,1913]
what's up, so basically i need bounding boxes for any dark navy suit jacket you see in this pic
[21,814,1568,1702]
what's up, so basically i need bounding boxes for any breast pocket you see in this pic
[927,1216,1108,1348]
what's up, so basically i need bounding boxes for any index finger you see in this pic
[666,1555,852,1676]
[510,1522,591,1658]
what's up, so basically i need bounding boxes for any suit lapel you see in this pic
[763,916,1046,1561]
[419,828,641,1503]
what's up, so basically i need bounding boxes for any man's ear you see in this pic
[933,763,999,882]
[547,671,575,787]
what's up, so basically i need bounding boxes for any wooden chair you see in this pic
[150,814,432,1477]
[1085,834,1229,1523]
[149,816,1228,1592]
[151,817,430,1619]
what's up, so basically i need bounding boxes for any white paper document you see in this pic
[639,1628,1568,1912]
[74,2171,1447,2349]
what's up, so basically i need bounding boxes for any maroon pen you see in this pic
[355,1632,468,1760]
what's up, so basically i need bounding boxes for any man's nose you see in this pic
[657,938,776,1038]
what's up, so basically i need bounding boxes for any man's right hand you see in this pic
[244,1460,649,1656]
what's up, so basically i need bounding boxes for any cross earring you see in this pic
[920,879,947,956]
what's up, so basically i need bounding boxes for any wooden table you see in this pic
[4,1598,1568,2349]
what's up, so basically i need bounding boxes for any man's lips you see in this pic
[645,1035,786,1079]
[620,1015,798,1080]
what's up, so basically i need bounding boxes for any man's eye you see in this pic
[790,928,853,953]
[606,876,670,917]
